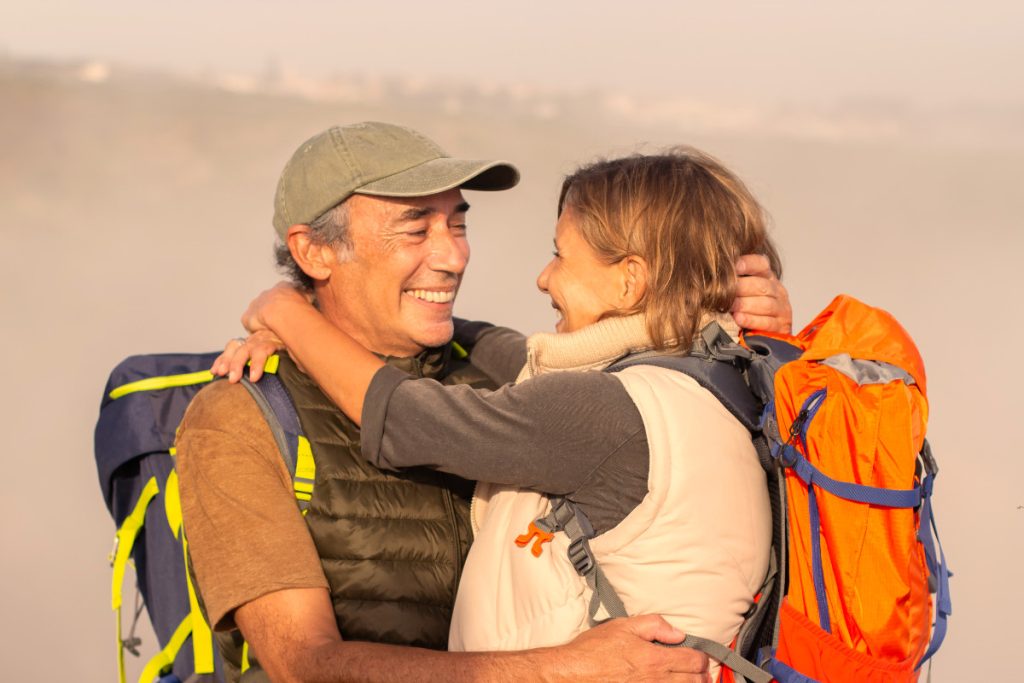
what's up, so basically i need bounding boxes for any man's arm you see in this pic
[238,586,710,683]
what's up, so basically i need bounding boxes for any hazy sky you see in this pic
[5,1,1023,107]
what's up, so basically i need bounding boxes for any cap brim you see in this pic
[354,158,520,197]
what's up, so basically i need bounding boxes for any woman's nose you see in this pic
[536,260,553,293]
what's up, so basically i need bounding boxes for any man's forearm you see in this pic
[248,605,707,683]
[289,640,561,683]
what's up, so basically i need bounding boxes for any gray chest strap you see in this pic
[534,497,627,623]
[534,497,773,683]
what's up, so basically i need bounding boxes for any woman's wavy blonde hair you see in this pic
[558,147,781,350]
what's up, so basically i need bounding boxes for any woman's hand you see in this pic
[241,282,314,335]
[212,330,284,383]
[212,282,312,383]
[731,254,793,334]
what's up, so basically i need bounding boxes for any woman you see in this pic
[219,148,782,679]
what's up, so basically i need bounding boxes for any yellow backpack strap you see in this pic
[108,370,215,401]
[261,354,281,375]
[181,535,215,675]
[137,615,192,683]
[111,476,159,683]
[164,470,216,677]
[164,470,183,539]
[294,436,316,514]
[108,355,279,401]
[450,340,469,359]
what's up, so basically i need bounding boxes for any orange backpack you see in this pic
[534,295,949,682]
[723,294,951,682]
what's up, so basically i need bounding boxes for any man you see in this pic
[178,122,790,682]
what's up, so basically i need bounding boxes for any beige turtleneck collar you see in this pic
[516,312,740,383]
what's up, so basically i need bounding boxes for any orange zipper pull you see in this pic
[514,520,555,557]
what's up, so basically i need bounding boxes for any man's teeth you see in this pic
[407,289,454,304]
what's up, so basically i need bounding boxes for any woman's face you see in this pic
[536,208,627,333]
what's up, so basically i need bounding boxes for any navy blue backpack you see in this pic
[95,353,309,683]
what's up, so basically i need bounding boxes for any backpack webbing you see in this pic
[103,356,310,683]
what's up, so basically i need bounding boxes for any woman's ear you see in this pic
[621,255,649,309]
[286,225,335,282]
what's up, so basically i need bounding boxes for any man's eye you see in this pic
[552,250,561,258]
[452,223,468,233]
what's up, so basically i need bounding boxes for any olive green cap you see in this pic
[272,121,520,238]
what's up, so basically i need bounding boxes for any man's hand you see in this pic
[549,615,711,682]
[732,254,792,334]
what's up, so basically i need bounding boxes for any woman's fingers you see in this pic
[212,337,247,377]
[226,341,257,383]
[211,333,284,383]
[733,255,792,334]
[245,334,282,382]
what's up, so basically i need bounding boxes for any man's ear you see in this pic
[620,255,649,309]
[286,224,335,282]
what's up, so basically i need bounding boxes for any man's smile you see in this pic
[405,288,456,304]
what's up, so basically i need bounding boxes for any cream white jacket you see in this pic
[448,315,771,680]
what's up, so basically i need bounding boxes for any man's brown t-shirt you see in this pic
[176,380,328,631]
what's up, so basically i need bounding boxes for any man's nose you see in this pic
[428,227,469,274]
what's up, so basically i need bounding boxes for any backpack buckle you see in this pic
[567,536,596,576]
[108,535,120,567]
[920,440,939,477]
[695,322,753,364]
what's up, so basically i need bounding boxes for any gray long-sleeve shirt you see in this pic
[360,324,651,534]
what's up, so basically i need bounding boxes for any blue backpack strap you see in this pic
[239,366,315,512]
[239,374,299,477]
[609,353,762,432]
[743,335,803,405]
[607,322,762,432]
[914,440,952,669]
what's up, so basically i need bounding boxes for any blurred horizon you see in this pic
[5,2,1024,108]
[5,48,1024,154]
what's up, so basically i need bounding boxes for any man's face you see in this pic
[319,189,471,357]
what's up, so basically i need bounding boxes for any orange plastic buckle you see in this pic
[514,521,554,557]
